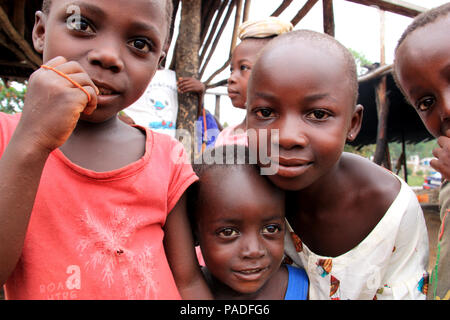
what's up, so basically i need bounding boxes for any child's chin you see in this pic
[267,174,307,191]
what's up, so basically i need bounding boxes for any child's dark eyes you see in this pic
[416,96,435,112]
[262,224,282,234]
[66,16,95,34]
[217,228,239,238]
[240,64,251,71]
[307,109,331,120]
[127,38,153,53]
[254,108,275,119]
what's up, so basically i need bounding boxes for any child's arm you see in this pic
[0,56,97,285]
[164,192,213,299]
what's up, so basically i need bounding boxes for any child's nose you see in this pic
[228,71,237,85]
[87,38,124,73]
[240,235,266,259]
[277,116,308,150]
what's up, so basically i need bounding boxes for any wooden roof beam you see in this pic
[323,0,335,37]
[0,5,41,68]
[271,0,294,17]
[344,0,425,18]
[199,0,230,66]
[199,0,237,78]
[291,0,319,27]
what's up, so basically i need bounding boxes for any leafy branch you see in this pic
[0,79,26,114]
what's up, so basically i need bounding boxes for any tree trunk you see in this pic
[174,0,201,159]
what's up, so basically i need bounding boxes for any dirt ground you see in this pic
[0,208,442,300]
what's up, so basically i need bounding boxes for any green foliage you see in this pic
[348,48,373,76]
[0,79,26,114]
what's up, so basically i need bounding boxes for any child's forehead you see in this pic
[254,42,349,90]
[401,16,450,51]
[232,39,267,60]
[49,0,167,21]
[200,166,282,201]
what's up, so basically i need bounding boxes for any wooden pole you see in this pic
[291,0,319,27]
[373,75,390,168]
[242,0,252,22]
[174,0,202,158]
[271,0,294,17]
[373,8,390,168]
[379,9,385,66]
[323,0,335,37]
[343,0,425,18]
[199,0,237,78]
[230,0,244,55]
[0,6,41,67]
[199,0,229,66]
[214,94,221,121]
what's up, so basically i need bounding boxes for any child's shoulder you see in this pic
[340,152,401,204]
[148,129,191,166]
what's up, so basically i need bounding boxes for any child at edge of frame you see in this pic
[245,29,429,300]
[393,2,450,300]
[0,0,211,300]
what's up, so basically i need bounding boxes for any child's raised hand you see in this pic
[17,56,99,152]
[177,77,205,95]
[431,130,450,180]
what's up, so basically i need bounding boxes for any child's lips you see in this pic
[227,89,240,98]
[92,80,120,96]
[232,266,269,281]
[273,157,313,178]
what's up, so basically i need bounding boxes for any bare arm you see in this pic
[0,56,97,285]
[0,133,50,285]
[164,192,212,299]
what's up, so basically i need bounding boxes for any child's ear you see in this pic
[32,11,46,54]
[346,104,364,142]
[158,50,167,68]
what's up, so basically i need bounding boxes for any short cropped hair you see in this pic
[393,3,450,101]
[395,2,450,52]
[41,0,173,44]
[257,29,359,107]
[187,144,260,244]
[192,144,258,180]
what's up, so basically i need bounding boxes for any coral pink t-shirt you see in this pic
[0,112,198,300]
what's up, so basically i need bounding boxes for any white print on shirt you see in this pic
[77,208,158,299]
[66,265,81,290]
[366,266,381,290]
[39,265,81,300]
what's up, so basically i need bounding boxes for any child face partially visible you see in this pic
[227,40,267,109]
[196,167,285,295]
[33,0,168,122]
[395,16,450,138]
[247,41,361,191]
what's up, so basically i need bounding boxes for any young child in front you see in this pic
[246,29,429,300]
[393,3,450,300]
[188,145,308,300]
[0,0,211,300]
[215,17,292,147]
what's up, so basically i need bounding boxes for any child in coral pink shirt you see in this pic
[0,0,210,300]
